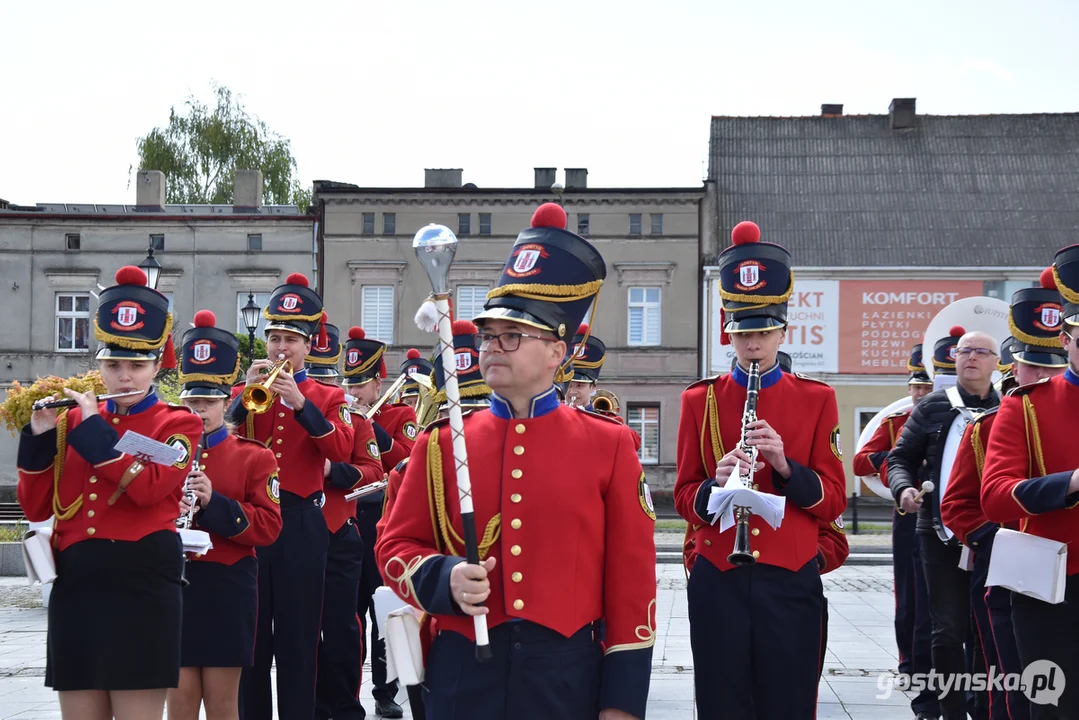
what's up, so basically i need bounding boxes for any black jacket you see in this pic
[888,383,999,536]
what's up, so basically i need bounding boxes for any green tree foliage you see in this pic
[134,83,310,211]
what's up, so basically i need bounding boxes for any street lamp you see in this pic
[241,293,261,366]
[139,246,162,290]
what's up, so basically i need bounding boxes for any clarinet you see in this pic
[728,360,761,567]
[179,433,205,587]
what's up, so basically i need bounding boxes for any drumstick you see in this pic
[913,481,934,501]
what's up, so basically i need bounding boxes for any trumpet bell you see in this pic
[241,359,292,414]
[591,389,620,414]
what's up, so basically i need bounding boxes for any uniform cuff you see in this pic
[294,400,334,437]
[328,461,361,490]
[868,451,888,471]
[17,425,57,472]
[600,647,653,719]
[772,459,823,508]
[197,490,249,538]
[410,555,466,616]
[65,415,121,466]
[693,479,718,524]
[1013,472,1074,515]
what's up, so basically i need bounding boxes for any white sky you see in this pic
[1,0,1076,204]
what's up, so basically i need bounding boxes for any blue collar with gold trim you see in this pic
[106,389,159,415]
[1065,368,1079,387]
[204,424,230,450]
[489,386,561,419]
[293,368,308,383]
[731,361,783,390]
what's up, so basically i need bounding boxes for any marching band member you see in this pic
[341,326,418,719]
[852,344,938,720]
[168,310,283,720]
[981,246,1079,718]
[563,324,642,450]
[229,273,355,720]
[399,348,434,413]
[306,317,385,720]
[943,270,1066,720]
[377,203,657,720]
[17,266,202,720]
[674,221,847,719]
[890,326,1000,720]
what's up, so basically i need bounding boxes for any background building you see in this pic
[315,168,704,495]
[0,170,315,487]
[704,99,1079,496]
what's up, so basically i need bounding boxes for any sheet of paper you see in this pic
[374,585,425,686]
[707,469,785,533]
[114,431,186,466]
[986,528,1067,604]
[179,528,213,555]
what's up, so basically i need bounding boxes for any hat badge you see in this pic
[572,343,586,359]
[508,244,549,278]
[192,340,214,364]
[347,349,360,365]
[406,365,418,377]
[112,301,145,330]
[736,261,766,292]
[1035,303,1062,331]
[455,350,473,371]
[948,346,957,360]
[279,294,301,312]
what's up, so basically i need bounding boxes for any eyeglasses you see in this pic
[474,331,558,352]
[955,347,997,358]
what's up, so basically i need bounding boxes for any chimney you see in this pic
[821,103,843,116]
[534,167,557,189]
[234,169,264,209]
[565,168,588,189]
[136,170,166,209]
[889,98,917,130]
[424,169,464,188]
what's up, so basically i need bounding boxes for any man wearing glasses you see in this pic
[376,203,657,720]
[889,326,1001,720]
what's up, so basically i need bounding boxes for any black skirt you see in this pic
[46,530,184,691]
[180,556,258,668]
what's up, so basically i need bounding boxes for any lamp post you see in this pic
[241,293,261,367]
[138,246,162,290]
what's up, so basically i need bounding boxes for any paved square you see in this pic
[0,565,916,718]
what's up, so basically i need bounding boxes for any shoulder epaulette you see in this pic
[314,379,338,387]
[684,376,718,393]
[1009,377,1052,396]
[578,408,624,426]
[235,435,267,447]
[794,372,831,386]
[394,457,410,474]
[971,407,999,423]
[884,409,910,420]
[163,403,198,415]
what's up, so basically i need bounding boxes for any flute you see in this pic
[32,390,144,411]
[344,480,389,502]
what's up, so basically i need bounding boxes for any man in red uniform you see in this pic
[981,246,1079,718]
[377,204,656,720]
[340,327,417,718]
[853,345,939,719]
[305,316,384,720]
[943,270,1066,720]
[675,221,847,719]
[229,273,355,720]
[398,348,434,415]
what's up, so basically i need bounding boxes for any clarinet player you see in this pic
[674,222,847,719]
[167,311,282,720]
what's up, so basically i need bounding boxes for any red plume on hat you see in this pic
[160,333,177,370]
[731,221,761,245]
[406,348,421,360]
[950,325,966,337]
[531,203,567,230]
[348,327,365,340]
[115,265,148,286]
[452,319,478,336]
[317,311,329,349]
[1040,267,1057,289]
[286,272,309,287]
[194,310,216,328]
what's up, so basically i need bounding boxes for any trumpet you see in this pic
[241,356,293,414]
[728,360,761,567]
[358,372,410,421]
[591,388,621,415]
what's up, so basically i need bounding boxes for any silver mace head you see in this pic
[413,224,458,295]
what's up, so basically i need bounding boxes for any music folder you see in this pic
[986,528,1067,604]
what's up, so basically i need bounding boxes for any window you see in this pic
[856,409,882,437]
[162,293,174,312]
[150,234,165,251]
[382,213,396,236]
[479,213,492,236]
[56,293,90,352]
[65,233,81,251]
[247,233,263,252]
[650,213,664,236]
[628,405,660,464]
[362,285,395,343]
[362,212,376,235]
[458,213,471,236]
[577,213,590,236]
[629,214,642,236]
[628,287,661,346]
[456,285,488,323]
[236,292,271,335]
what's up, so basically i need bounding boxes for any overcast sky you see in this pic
[2,0,1076,205]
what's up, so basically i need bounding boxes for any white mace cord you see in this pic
[428,293,491,656]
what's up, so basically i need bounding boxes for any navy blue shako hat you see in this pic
[433,320,491,407]
[906,344,932,385]
[341,327,387,387]
[307,315,342,378]
[932,326,965,375]
[1053,244,1079,326]
[400,349,434,399]
[263,272,323,338]
[1007,268,1067,368]
[94,265,174,363]
[718,221,793,340]
[566,324,607,383]
[179,310,240,399]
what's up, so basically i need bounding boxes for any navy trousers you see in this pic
[316,519,366,720]
[242,491,329,720]
[424,621,602,720]
[688,557,823,719]
[987,585,1028,720]
[1011,576,1079,720]
[894,512,940,716]
[355,500,398,705]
